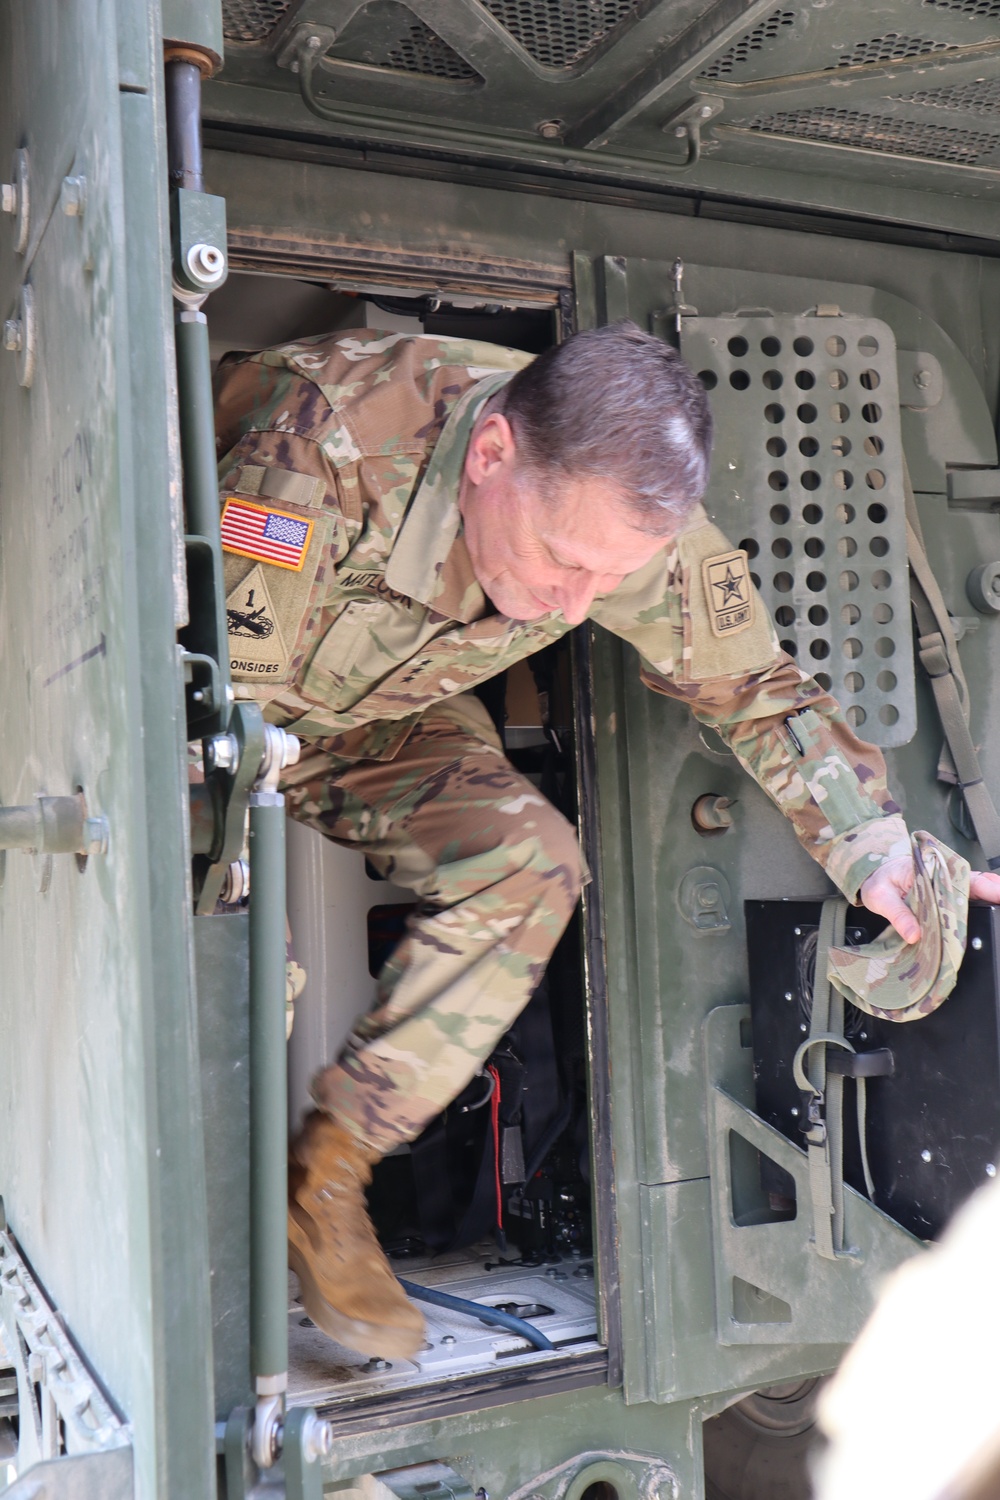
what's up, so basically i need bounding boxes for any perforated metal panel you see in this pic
[333,1,481,81]
[679,316,916,748]
[222,0,293,42]
[923,0,1000,17]
[831,32,955,66]
[698,7,796,80]
[744,107,1000,164]
[481,0,642,68]
[904,77,1000,114]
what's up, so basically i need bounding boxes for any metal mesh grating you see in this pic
[832,32,956,66]
[384,22,479,79]
[222,0,293,42]
[332,2,480,81]
[924,0,1000,16]
[481,0,642,69]
[679,316,916,748]
[699,8,796,80]
[744,107,1000,163]
[903,78,1000,114]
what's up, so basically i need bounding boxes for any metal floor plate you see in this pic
[287,1249,599,1406]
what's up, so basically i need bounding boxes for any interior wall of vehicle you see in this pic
[202,147,1000,1441]
[205,145,1000,417]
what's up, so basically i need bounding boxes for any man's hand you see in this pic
[860,855,1000,944]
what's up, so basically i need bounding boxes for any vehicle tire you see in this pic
[703,1379,825,1500]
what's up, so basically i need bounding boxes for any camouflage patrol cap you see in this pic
[826,831,969,1022]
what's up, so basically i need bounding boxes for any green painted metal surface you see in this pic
[0,3,215,1496]
[205,0,1000,239]
[4,4,1000,1494]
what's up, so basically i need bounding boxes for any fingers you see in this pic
[877,892,921,945]
[970,871,1000,904]
[860,861,921,945]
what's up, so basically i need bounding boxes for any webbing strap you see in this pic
[793,899,847,1260]
[904,465,1000,868]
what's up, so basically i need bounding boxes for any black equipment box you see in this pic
[747,901,1000,1240]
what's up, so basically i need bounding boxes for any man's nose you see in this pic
[558,573,600,626]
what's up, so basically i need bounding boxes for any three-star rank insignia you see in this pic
[701,549,754,638]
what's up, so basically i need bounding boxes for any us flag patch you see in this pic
[220,498,314,572]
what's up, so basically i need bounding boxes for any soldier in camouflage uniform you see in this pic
[214,322,1000,1360]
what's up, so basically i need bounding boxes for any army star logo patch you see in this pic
[702,550,754,637]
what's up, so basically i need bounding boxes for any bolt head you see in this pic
[2,319,21,352]
[538,120,563,140]
[700,104,713,117]
[441,1334,456,1345]
[82,815,109,856]
[307,33,323,49]
[186,242,226,287]
[914,369,932,388]
[206,733,238,773]
[61,175,85,216]
[674,125,687,138]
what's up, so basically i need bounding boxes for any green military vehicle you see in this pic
[3,1,1000,1496]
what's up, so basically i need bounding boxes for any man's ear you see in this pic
[464,412,516,485]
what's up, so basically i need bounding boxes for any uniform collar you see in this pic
[385,371,515,623]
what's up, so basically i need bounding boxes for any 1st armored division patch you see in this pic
[701,549,754,638]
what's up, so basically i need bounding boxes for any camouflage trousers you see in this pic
[280,693,586,1158]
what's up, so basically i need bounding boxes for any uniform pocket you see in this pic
[301,596,449,716]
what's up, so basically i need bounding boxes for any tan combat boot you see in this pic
[288,1111,426,1360]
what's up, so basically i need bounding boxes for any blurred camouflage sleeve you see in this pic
[656,655,910,903]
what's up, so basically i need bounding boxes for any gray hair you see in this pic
[498,320,713,535]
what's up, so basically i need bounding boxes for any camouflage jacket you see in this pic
[214,329,907,902]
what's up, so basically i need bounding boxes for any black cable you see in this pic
[397,1278,554,1351]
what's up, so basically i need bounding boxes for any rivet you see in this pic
[921,1149,932,1163]
[793,926,802,936]
[441,1335,456,1345]
[799,1023,808,1033]
[987,1163,997,1178]
[790,1106,799,1117]
[784,991,793,1002]
[971,936,983,951]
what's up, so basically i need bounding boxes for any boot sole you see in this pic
[289,1241,425,1361]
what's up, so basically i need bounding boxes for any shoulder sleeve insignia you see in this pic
[701,550,754,638]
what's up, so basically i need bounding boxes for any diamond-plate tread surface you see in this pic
[680,316,916,749]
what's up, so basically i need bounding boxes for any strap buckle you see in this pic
[804,1092,827,1146]
[918,632,951,679]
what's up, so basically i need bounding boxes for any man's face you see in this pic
[459,412,669,626]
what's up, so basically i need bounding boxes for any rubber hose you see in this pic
[397,1278,554,1351]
